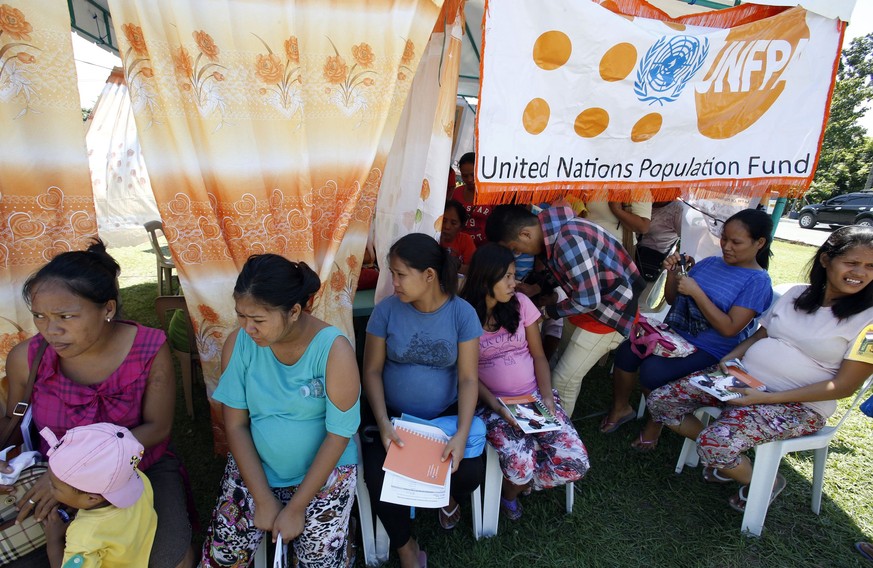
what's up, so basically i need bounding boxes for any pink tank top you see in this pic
[28,321,169,470]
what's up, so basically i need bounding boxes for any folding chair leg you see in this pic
[254,536,267,568]
[374,519,389,564]
[565,482,574,514]
[811,446,829,515]
[636,394,647,419]
[481,444,502,538]
[471,485,483,540]
[741,443,782,537]
[674,407,718,474]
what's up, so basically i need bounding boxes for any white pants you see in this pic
[552,325,623,416]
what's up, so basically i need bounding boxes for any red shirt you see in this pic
[441,231,476,266]
[451,187,492,247]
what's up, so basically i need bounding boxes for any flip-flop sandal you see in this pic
[630,432,659,452]
[500,497,523,521]
[855,542,873,562]
[439,502,460,530]
[729,473,787,513]
[417,550,428,568]
[702,466,733,484]
[599,410,636,434]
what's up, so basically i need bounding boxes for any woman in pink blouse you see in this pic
[0,240,193,568]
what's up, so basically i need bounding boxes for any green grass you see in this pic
[115,238,873,567]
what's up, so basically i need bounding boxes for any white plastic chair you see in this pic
[675,376,873,536]
[254,538,267,568]
[357,436,494,566]
[480,445,576,537]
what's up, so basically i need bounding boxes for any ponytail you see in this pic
[440,246,460,296]
[234,254,322,312]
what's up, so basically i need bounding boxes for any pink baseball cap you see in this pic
[40,423,145,508]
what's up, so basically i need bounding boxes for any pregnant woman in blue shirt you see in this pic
[361,233,484,568]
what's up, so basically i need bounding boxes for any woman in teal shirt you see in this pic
[200,254,361,568]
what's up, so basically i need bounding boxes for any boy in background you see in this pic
[40,423,157,568]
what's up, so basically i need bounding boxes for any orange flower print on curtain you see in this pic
[324,39,377,121]
[0,0,97,408]
[0,4,41,118]
[120,23,161,127]
[397,39,415,81]
[107,0,442,454]
[254,34,303,121]
[173,30,228,128]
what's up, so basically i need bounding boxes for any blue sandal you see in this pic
[500,497,523,521]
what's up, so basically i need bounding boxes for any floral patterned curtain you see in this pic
[0,0,97,407]
[107,0,442,452]
[373,0,466,302]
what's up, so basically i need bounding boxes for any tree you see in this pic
[807,32,873,205]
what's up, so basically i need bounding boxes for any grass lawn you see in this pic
[115,238,873,567]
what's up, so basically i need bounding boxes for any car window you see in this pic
[828,195,850,205]
[842,195,870,205]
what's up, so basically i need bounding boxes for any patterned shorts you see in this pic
[648,375,826,469]
[476,390,590,491]
[200,454,357,568]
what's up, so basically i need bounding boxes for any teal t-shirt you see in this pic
[213,326,360,487]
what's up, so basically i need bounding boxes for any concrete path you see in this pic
[774,217,831,247]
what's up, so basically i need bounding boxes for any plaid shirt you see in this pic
[539,203,644,336]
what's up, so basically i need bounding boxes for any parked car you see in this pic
[797,191,873,229]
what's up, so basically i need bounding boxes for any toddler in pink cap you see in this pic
[40,422,157,568]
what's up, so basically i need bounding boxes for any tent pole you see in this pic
[770,197,787,240]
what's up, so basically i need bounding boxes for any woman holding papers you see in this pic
[461,244,589,521]
[200,255,360,567]
[604,208,774,451]
[362,233,484,568]
[648,226,873,512]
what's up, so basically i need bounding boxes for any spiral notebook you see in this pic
[382,419,451,487]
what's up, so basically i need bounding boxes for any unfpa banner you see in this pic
[475,0,844,203]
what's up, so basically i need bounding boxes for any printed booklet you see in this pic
[380,419,451,508]
[689,359,766,401]
[498,394,561,434]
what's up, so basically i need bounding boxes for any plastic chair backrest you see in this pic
[154,295,197,356]
[832,374,873,431]
[144,220,174,268]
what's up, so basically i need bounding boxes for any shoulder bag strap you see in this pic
[0,339,48,448]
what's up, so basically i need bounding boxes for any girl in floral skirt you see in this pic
[460,243,589,520]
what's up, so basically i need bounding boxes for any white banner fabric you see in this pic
[475,0,843,203]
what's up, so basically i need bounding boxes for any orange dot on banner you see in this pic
[665,22,687,32]
[533,31,572,71]
[600,42,637,82]
[574,108,609,138]
[434,215,444,232]
[523,98,550,135]
[631,113,663,142]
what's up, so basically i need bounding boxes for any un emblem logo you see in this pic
[634,35,709,105]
